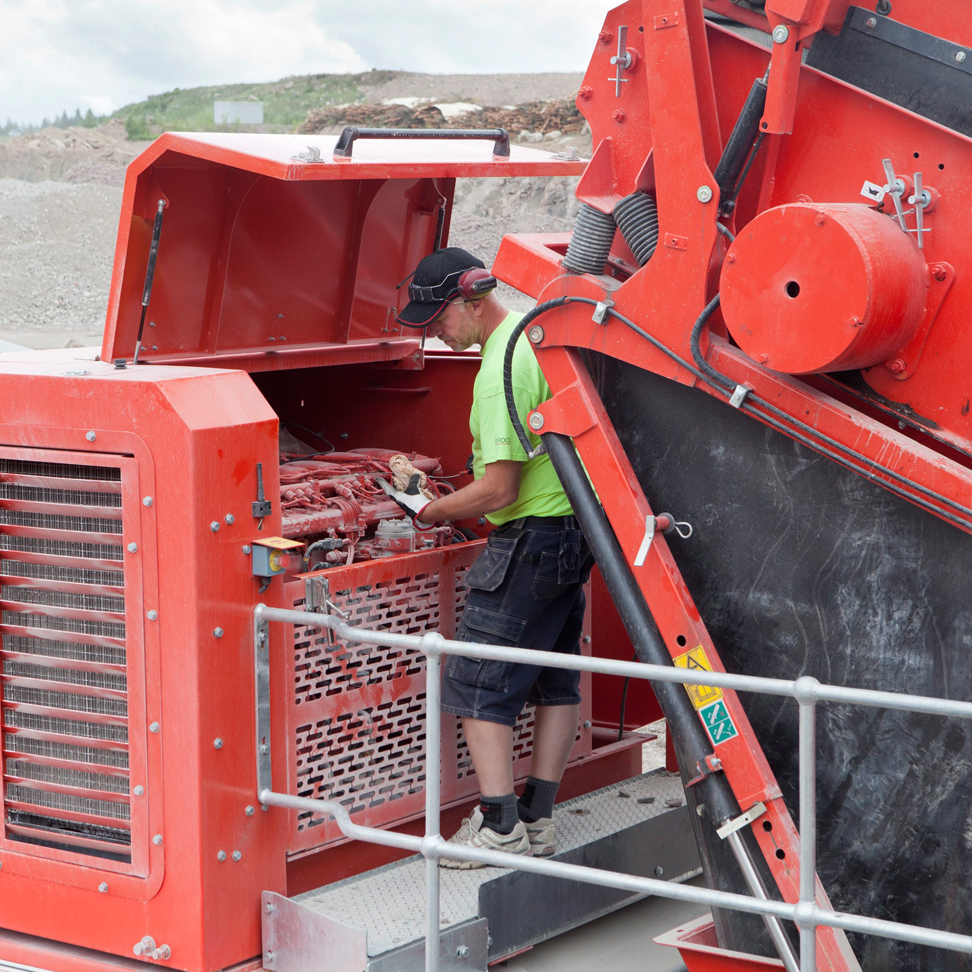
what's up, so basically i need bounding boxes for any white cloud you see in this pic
[0,0,612,126]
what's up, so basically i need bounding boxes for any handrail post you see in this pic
[796,677,820,971]
[423,634,445,972]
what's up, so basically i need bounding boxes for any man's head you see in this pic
[396,247,498,347]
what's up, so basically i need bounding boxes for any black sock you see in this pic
[479,793,519,835]
[517,776,560,823]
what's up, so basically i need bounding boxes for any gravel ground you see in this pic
[0,178,119,348]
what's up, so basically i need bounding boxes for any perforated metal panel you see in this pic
[283,542,592,858]
[0,451,145,869]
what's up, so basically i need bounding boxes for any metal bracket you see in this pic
[881,158,909,232]
[609,25,634,97]
[592,300,615,324]
[908,171,933,249]
[292,145,325,163]
[634,513,693,567]
[254,612,272,800]
[716,801,768,840]
[728,384,751,409]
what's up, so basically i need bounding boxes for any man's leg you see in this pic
[461,717,514,796]
[529,703,580,782]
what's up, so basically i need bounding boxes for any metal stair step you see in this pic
[263,770,701,972]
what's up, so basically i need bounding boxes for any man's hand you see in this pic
[378,476,433,525]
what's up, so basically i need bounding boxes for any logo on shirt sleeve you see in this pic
[495,437,511,444]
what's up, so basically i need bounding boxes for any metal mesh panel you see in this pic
[0,456,132,861]
[5,784,129,820]
[3,611,125,639]
[0,460,121,481]
[4,709,128,742]
[2,587,125,614]
[3,660,127,693]
[0,484,121,508]
[0,535,123,562]
[1,561,124,587]
[0,511,122,535]
[4,734,129,769]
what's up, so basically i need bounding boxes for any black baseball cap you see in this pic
[396,247,486,328]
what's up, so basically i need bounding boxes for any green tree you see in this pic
[125,115,153,140]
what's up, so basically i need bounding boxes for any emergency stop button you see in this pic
[251,537,304,578]
[720,202,928,374]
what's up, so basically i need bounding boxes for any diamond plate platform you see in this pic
[262,770,701,972]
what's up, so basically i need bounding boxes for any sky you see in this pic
[0,0,610,126]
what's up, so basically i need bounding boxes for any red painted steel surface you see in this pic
[721,203,928,373]
[280,545,593,858]
[102,134,583,370]
[656,915,785,971]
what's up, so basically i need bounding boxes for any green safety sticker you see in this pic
[699,699,738,746]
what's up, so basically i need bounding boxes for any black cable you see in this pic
[280,450,337,465]
[283,423,336,453]
[617,651,638,742]
[688,297,972,527]
[502,291,972,534]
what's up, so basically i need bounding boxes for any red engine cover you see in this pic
[720,202,928,374]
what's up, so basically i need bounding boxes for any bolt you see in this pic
[583,635,592,644]
[865,16,877,28]
[696,185,713,203]
[242,544,252,555]
[726,253,736,263]
[153,834,162,845]
[225,513,235,524]
[260,743,269,755]
[147,609,158,620]
[127,542,138,553]
[849,316,862,328]
[217,850,227,862]
[457,946,471,959]
[957,50,968,63]
[214,738,223,749]
[213,627,224,638]
[933,265,948,281]
[655,865,665,877]
[233,850,242,861]
[266,903,274,914]
[246,805,255,816]
[265,951,274,962]
[815,213,826,226]
[487,937,493,947]
[210,521,220,532]
[772,24,790,43]
[527,324,544,345]
[578,85,594,101]
[85,431,96,442]
[612,108,626,123]
[887,358,907,374]
[757,353,770,365]
[149,722,160,733]
[98,882,108,893]
[599,27,613,44]
[528,412,545,431]
[583,720,593,729]
[134,785,144,796]
[143,496,153,507]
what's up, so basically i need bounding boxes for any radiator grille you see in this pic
[1,456,131,861]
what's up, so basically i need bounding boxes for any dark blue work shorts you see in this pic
[441,517,594,727]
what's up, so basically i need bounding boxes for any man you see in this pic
[386,247,593,867]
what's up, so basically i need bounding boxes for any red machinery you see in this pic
[2,1,972,971]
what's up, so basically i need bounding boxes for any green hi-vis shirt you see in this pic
[471,311,574,526]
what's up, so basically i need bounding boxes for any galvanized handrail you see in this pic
[253,603,972,972]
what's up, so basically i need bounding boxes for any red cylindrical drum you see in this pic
[720,203,928,374]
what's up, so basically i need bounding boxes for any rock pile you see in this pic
[0,121,138,183]
[300,98,588,137]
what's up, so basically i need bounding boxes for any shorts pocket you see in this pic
[465,533,522,592]
[449,604,526,692]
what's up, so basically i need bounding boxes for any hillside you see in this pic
[113,70,585,136]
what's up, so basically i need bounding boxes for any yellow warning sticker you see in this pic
[673,646,723,710]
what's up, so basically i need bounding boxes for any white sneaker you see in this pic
[525,816,557,858]
[439,808,531,869]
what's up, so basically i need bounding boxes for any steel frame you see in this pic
[253,603,972,971]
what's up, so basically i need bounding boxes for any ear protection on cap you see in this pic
[457,267,497,299]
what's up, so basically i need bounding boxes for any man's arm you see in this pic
[421,460,522,523]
